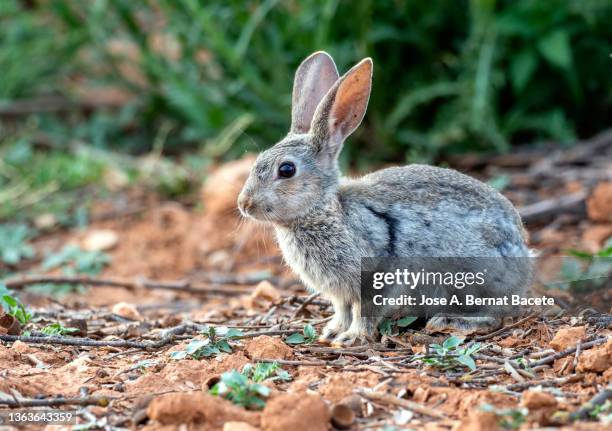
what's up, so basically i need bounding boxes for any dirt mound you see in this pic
[147,392,260,430]
[244,336,293,360]
[261,392,330,431]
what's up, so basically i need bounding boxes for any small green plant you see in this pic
[0,287,33,326]
[285,324,317,345]
[29,245,111,296]
[418,336,483,371]
[553,239,612,292]
[0,224,35,265]
[588,400,611,422]
[42,245,110,275]
[170,326,243,360]
[480,404,528,430]
[378,316,418,336]
[40,323,79,336]
[210,370,270,409]
[243,362,291,383]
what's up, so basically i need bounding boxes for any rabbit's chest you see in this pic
[275,226,358,292]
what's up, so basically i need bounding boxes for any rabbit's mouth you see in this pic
[237,194,269,222]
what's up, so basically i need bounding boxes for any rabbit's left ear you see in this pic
[310,58,372,161]
[291,51,339,134]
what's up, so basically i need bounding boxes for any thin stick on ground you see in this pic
[289,292,319,320]
[474,314,536,341]
[0,323,194,350]
[4,275,255,296]
[357,391,448,419]
[570,385,612,420]
[506,374,584,392]
[529,337,608,367]
[0,395,115,408]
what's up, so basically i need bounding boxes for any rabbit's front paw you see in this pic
[332,318,375,346]
[319,317,350,342]
[332,327,371,346]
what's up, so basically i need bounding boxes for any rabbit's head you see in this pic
[238,51,372,224]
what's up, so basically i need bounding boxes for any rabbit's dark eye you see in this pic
[278,162,296,178]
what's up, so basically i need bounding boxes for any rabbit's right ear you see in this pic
[290,51,339,134]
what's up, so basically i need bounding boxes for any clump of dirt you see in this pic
[261,391,330,431]
[127,373,182,396]
[521,390,557,409]
[202,351,251,378]
[577,338,612,373]
[112,302,143,320]
[223,422,260,431]
[549,326,586,351]
[147,392,260,430]
[587,182,612,222]
[26,355,98,396]
[319,372,380,403]
[455,410,500,431]
[244,336,293,360]
[581,225,612,252]
[160,359,209,387]
[521,391,560,426]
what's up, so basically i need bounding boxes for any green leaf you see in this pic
[170,350,188,360]
[218,340,233,353]
[442,336,462,350]
[397,316,417,327]
[378,318,394,335]
[2,295,17,308]
[510,50,537,92]
[456,355,477,371]
[40,323,79,336]
[185,339,209,354]
[225,328,244,339]
[303,324,316,341]
[252,383,271,397]
[285,333,306,345]
[537,30,572,70]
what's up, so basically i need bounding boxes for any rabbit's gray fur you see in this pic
[238,52,533,344]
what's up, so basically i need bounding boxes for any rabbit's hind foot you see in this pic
[425,315,501,336]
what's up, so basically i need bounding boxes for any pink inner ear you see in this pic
[291,52,339,134]
[329,60,372,137]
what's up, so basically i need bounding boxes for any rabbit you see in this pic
[237,51,533,345]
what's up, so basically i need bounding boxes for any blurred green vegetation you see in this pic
[0,0,611,222]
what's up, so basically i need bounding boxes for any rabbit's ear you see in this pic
[310,58,372,162]
[290,51,339,134]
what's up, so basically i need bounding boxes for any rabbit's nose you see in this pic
[237,193,254,215]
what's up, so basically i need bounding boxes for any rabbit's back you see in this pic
[340,164,529,258]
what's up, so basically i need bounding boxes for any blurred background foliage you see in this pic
[0,0,611,221]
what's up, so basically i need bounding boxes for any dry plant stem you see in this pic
[289,292,320,320]
[519,190,587,224]
[529,337,608,367]
[253,357,327,366]
[506,374,583,392]
[570,385,612,420]
[0,396,115,408]
[234,329,300,339]
[0,334,159,349]
[4,275,255,296]
[358,391,448,419]
[0,324,193,350]
[474,314,536,341]
[504,360,526,383]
